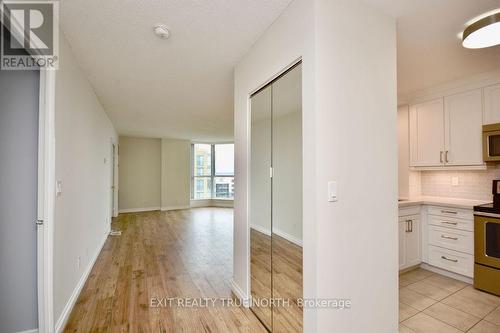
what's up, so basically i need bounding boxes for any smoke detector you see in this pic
[153,24,170,39]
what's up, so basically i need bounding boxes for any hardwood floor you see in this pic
[64,208,266,333]
[250,229,303,333]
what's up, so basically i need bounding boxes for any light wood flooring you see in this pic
[399,268,500,332]
[64,208,266,333]
[250,229,303,333]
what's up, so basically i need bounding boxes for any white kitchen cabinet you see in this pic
[399,220,407,270]
[399,214,421,270]
[409,98,445,167]
[409,89,484,168]
[444,89,483,166]
[484,84,500,125]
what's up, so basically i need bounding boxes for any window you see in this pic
[192,143,234,200]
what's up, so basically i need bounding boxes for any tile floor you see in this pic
[399,268,500,332]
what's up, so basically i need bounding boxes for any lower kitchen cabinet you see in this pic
[399,215,421,270]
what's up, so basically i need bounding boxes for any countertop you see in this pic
[398,196,490,209]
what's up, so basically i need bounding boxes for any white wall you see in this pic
[234,0,397,331]
[53,33,118,329]
[314,1,397,331]
[161,138,191,210]
[118,136,161,212]
[273,111,303,244]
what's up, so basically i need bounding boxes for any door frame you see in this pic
[36,68,56,333]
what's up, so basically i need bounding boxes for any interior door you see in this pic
[444,89,483,166]
[0,64,40,332]
[110,143,116,221]
[409,98,445,167]
[271,63,303,333]
[250,85,273,331]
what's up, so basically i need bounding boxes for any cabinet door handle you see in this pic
[441,235,458,240]
[410,219,413,232]
[405,220,410,232]
[442,221,458,225]
[440,151,444,163]
[441,210,458,215]
[445,151,449,163]
[441,255,458,263]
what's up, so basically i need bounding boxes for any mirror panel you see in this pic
[250,62,302,332]
[250,85,273,330]
[272,64,303,333]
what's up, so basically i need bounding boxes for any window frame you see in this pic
[191,143,234,200]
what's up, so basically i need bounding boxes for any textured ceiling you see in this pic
[362,0,500,98]
[60,0,292,142]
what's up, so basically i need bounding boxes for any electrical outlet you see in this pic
[451,176,459,186]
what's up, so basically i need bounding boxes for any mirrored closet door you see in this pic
[250,62,303,333]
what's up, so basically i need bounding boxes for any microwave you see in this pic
[483,123,500,162]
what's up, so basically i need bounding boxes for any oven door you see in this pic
[483,129,500,162]
[475,215,500,268]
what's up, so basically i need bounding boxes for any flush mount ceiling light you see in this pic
[153,24,170,39]
[462,12,500,49]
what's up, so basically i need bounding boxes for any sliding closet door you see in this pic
[272,63,303,333]
[250,85,273,330]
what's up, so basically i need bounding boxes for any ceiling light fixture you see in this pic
[153,24,170,39]
[462,12,500,49]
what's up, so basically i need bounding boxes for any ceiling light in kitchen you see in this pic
[462,11,500,49]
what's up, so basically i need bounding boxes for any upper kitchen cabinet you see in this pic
[484,84,500,125]
[409,89,484,169]
[444,89,483,166]
[409,98,445,167]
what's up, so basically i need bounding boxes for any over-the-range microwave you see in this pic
[483,123,500,162]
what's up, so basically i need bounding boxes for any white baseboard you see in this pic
[190,199,234,208]
[273,228,303,247]
[250,224,271,236]
[420,263,473,284]
[229,279,251,308]
[250,225,303,247]
[118,207,160,213]
[55,234,108,333]
[16,329,38,333]
[161,205,190,211]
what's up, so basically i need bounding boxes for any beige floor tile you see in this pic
[458,286,500,307]
[423,302,480,331]
[400,278,412,288]
[402,313,462,333]
[485,306,500,326]
[468,320,500,333]
[422,274,468,293]
[441,287,500,318]
[400,287,437,311]
[399,324,415,333]
[400,302,419,322]
[400,268,435,284]
[407,280,454,301]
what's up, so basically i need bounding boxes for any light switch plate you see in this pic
[56,180,62,197]
[328,181,338,202]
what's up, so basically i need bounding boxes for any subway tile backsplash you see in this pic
[421,167,500,201]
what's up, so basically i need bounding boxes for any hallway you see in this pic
[64,208,265,332]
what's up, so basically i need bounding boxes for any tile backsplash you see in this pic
[421,167,500,201]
